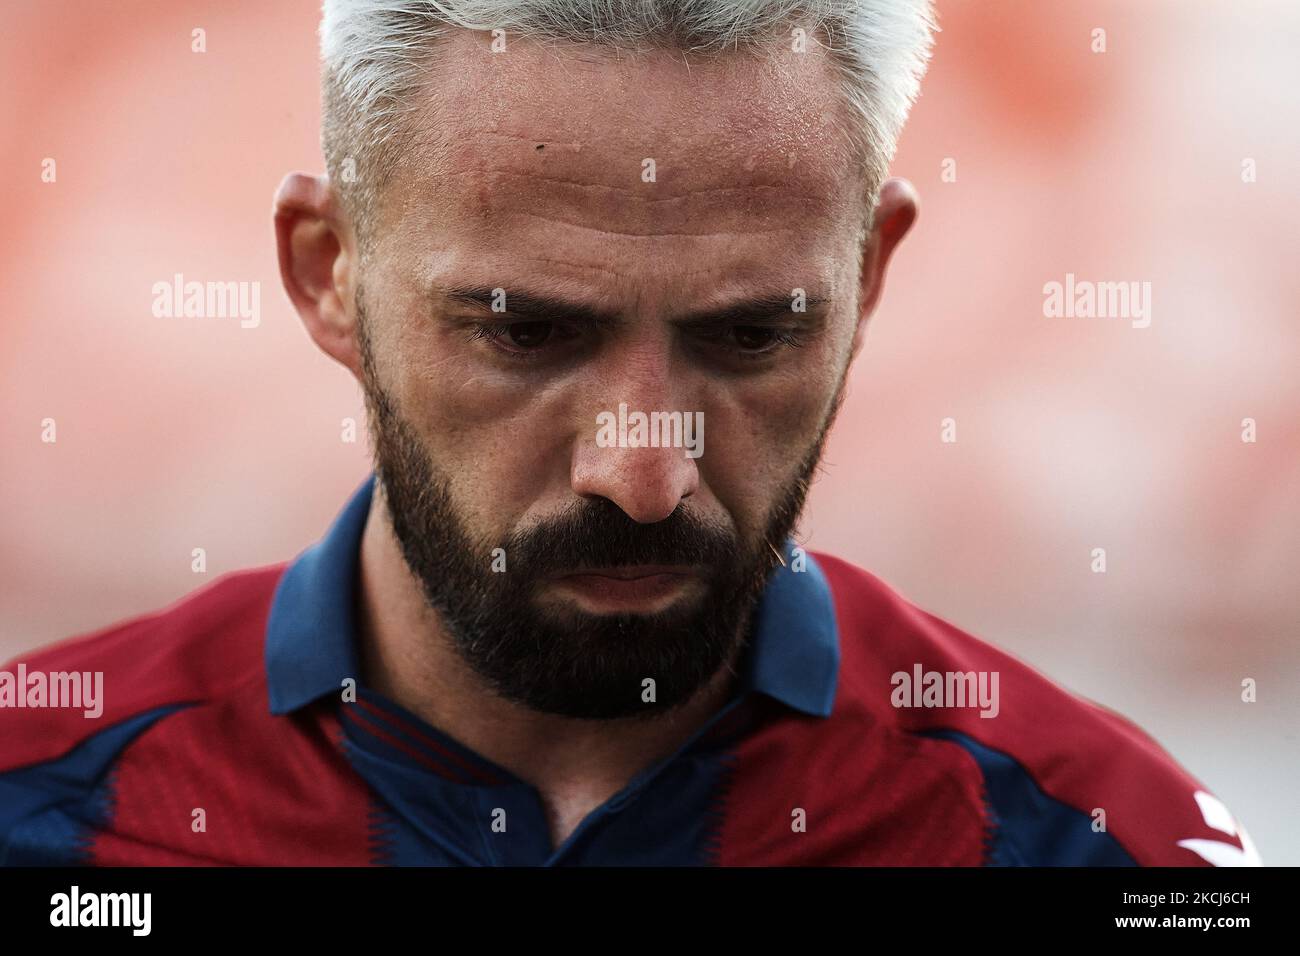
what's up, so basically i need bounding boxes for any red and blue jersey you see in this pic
[0,475,1259,865]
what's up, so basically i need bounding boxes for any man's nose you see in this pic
[570,435,700,524]
[569,353,701,523]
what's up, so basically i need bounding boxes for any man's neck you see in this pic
[354,495,741,849]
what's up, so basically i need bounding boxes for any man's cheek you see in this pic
[734,371,831,452]
[693,429,779,535]
[397,336,530,434]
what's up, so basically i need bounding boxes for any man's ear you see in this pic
[850,177,918,361]
[273,173,363,379]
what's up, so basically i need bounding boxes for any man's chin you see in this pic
[434,584,752,719]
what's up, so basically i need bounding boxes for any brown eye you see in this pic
[506,321,553,348]
[733,326,778,350]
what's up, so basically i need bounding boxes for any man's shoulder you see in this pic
[809,551,1260,866]
[0,564,287,775]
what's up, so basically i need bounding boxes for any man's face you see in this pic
[353,32,869,719]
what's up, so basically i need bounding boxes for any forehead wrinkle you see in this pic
[439,147,836,205]
[509,209,817,240]
[388,139,853,251]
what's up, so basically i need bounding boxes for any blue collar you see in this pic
[266,474,839,718]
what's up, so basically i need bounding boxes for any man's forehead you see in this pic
[394,32,859,225]
[373,29,863,306]
[438,32,847,148]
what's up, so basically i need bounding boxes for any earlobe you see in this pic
[273,173,362,377]
[850,178,919,360]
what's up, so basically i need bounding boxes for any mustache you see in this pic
[501,497,738,576]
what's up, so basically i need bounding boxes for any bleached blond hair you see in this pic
[320,0,936,244]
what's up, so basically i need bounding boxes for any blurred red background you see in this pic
[2,1,1296,861]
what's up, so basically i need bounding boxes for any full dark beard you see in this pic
[356,304,838,720]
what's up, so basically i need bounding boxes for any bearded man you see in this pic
[0,0,1256,868]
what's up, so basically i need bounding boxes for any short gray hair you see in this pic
[320,0,936,244]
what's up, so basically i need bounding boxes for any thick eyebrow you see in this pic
[674,292,831,329]
[439,285,830,327]
[441,286,620,326]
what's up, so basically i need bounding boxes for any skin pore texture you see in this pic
[274,28,917,849]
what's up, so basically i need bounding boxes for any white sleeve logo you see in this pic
[1176,790,1262,866]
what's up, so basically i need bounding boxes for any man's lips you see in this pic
[546,566,702,609]
[556,565,695,581]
